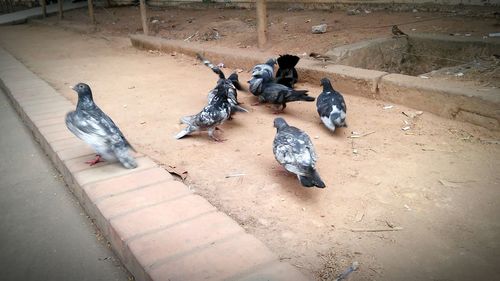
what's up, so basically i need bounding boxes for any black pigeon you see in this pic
[392,25,408,37]
[276,54,300,88]
[196,54,248,115]
[272,118,325,188]
[258,81,314,113]
[248,58,276,96]
[317,78,347,132]
[65,83,137,169]
[175,80,231,141]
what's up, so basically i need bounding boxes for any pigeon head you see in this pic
[71,83,92,97]
[320,77,333,91]
[265,58,276,67]
[320,77,331,86]
[273,117,288,131]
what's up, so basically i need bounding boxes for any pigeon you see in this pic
[175,80,231,141]
[392,25,408,37]
[196,54,248,115]
[276,54,300,88]
[272,117,325,188]
[309,52,331,62]
[65,83,137,169]
[248,58,276,96]
[316,78,347,132]
[258,81,314,113]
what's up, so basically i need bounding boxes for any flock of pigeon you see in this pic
[65,53,348,189]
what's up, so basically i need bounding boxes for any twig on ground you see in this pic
[184,31,199,41]
[349,131,376,138]
[349,227,403,232]
[225,173,245,178]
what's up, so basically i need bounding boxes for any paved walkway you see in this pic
[0,89,130,281]
[0,1,87,25]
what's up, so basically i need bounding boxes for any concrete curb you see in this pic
[130,34,500,131]
[0,47,311,281]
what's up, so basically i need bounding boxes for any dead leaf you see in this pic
[166,165,188,180]
[438,179,461,188]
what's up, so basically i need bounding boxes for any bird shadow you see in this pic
[317,122,349,138]
[271,164,322,202]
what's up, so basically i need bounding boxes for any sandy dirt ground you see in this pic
[39,5,500,87]
[45,5,500,55]
[1,20,499,281]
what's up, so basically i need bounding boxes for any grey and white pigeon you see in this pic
[248,58,276,96]
[175,80,231,141]
[276,54,300,88]
[316,78,347,132]
[258,81,315,113]
[65,83,137,169]
[272,118,325,188]
[196,54,248,115]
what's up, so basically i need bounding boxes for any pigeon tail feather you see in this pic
[299,170,325,188]
[175,126,196,139]
[112,145,137,169]
[287,90,315,102]
[196,53,225,79]
[277,54,300,69]
[232,104,249,113]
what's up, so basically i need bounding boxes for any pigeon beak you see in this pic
[69,85,76,91]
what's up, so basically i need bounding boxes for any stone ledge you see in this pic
[379,74,500,130]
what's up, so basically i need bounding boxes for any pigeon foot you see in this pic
[85,155,103,166]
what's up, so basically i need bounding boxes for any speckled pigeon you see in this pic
[248,58,276,96]
[65,83,137,169]
[272,117,325,188]
[175,80,231,141]
[196,54,248,115]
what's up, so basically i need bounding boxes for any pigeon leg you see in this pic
[85,155,103,166]
[208,128,226,142]
[215,127,224,132]
[251,101,261,106]
[272,104,285,114]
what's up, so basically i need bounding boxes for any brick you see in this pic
[48,137,85,152]
[23,101,73,116]
[38,122,68,135]
[74,156,157,186]
[83,167,174,201]
[234,261,311,281]
[29,111,67,123]
[148,233,277,281]
[18,95,68,107]
[129,211,243,269]
[0,70,39,82]
[33,116,67,128]
[16,93,70,106]
[110,195,216,241]
[43,129,76,143]
[5,79,50,92]
[64,153,111,174]
[97,180,190,219]
[14,89,59,102]
[56,144,95,161]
